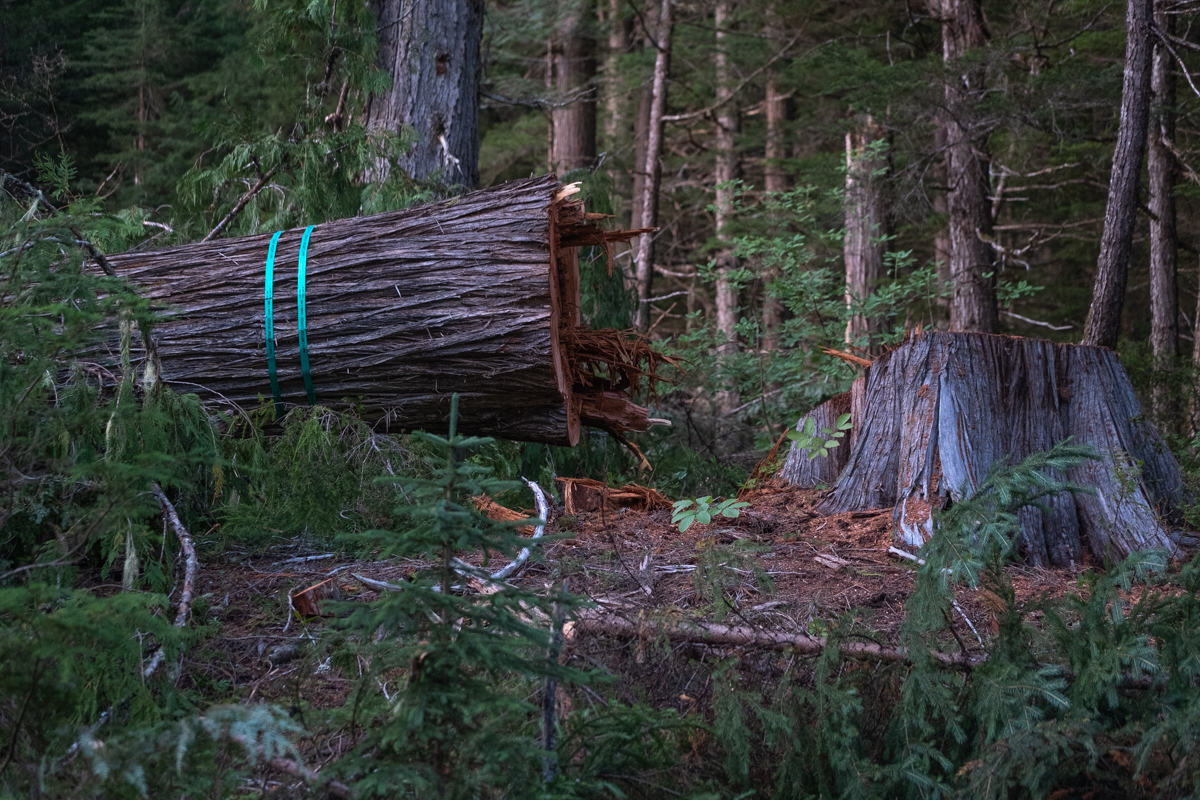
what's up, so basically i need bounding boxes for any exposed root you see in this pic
[144,483,198,678]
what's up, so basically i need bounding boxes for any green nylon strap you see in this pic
[263,230,284,419]
[296,225,317,406]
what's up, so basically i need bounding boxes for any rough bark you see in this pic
[932,121,953,326]
[713,0,740,411]
[782,332,1183,565]
[1149,0,1179,426]
[844,116,889,349]
[101,177,653,445]
[366,0,483,187]
[935,0,998,333]
[779,390,852,487]
[601,0,632,223]
[762,49,787,352]
[549,2,598,175]
[1083,0,1155,349]
[632,0,672,333]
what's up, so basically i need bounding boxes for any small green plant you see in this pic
[671,496,750,532]
[786,412,852,459]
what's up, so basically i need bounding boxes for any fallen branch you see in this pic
[564,610,980,669]
[267,757,352,799]
[489,478,548,580]
[143,483,198,678]
[201,164,279,243]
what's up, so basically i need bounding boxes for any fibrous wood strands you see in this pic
[780,331,1185,566]
[102,176,660,444]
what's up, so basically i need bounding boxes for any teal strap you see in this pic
[263,231,284,418]
[297,225,317,406]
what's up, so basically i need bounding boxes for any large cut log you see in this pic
[780,331,1184,565]
[99,176,657,445]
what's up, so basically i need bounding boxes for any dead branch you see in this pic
[565,610,980,668]
[201,164,280,243]
[143,483,198,678]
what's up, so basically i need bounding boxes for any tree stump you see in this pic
[781,331,1184,565]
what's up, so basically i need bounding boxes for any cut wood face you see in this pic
[99,176,669,446]
[780,331,1183,566]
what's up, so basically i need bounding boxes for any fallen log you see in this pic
[99,176,662,445]
[564,609,979,668]
[780,331,1185,565]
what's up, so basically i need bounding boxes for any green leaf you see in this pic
[697,511,712,524]
[825,440,840,449]
[680,516,695,532]
[836,413,852,430]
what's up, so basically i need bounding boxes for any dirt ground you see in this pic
[178,478,1150,722]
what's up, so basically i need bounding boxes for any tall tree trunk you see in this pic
[844,116,889,350]
[366,0,483,188]
[629,2,657,234]
[932,122,953,327]
[549,2,597,175]
[632,0,672,333]
[936,0,998,333]
[714,0,740,411]
[1083,0,1154,349]
[1149,0,1179,426]
[602,0,631,216]
[762,8,787,353]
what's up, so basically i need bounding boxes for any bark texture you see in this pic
[844,116,889,349]
[762,52,787,351]
[102,177,652,445]
[1149,0,1179,425]
[713,0,740,411]
[778,389,853,488]
[778,332,1183,565]
[936,0,998,333]
[548,2,598,175]
[632,0,672,332]
[367,0,483,187]
[1083,0,1155,349]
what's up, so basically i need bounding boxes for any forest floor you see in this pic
[166,478,1152,730]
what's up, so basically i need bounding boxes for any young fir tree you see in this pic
[332,394,588,798]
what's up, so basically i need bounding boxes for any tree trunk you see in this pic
[601,0,631,220]
[548,1,598,175]
[779,388,854,487]
[632,0,672,333]
[366,0,483,188]
[1149,0,1179,426]
[844,116,889,349]
[762,57,787,352]
[102,177,657,445]
[932,121,953,327]
[936,0,998,333]
[1083,0,1154,349]
[713,0,740,411]
[788,332,1184,565]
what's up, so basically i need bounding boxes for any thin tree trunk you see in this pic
[1149,0,1179,427]
[549,1,597,175]
[762,63,787,351]
[1083,0,1154,349]
[714,0,740,411]
[1193,259,1200,433]
[844,116,889,350]
[936,0,998,333]
[366,0,483,188]
[632,0,672,333]
[628,3,656,233]
[602,0,631,215]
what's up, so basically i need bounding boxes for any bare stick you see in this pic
[201,164,279,243]
[489,479,548,581]
[144,483,198,677]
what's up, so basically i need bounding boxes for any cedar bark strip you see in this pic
[367,0,483,187]
[103,177,650,445]
[1084,0,1155,349]
[781,332,1184,565]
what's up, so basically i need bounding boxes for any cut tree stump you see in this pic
[781,331,1184,565]
[99,176,662,445]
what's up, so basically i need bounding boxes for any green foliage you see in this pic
[786,412,852,459]
[331,395,589,797]
[692,540,773,621]
[671,496,749,533]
